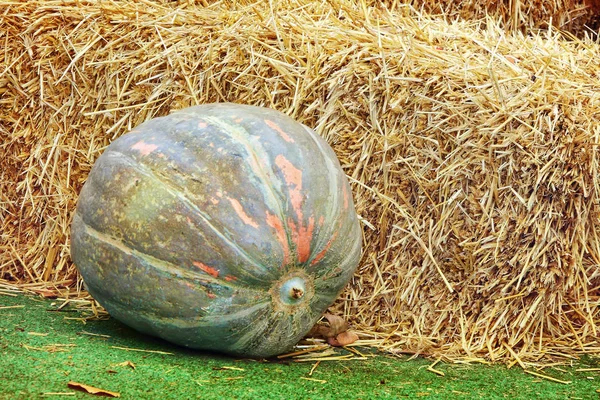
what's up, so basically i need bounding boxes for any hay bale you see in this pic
[2,0,600,363]
[374,0,600,34]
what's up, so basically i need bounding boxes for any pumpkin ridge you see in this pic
[299,124,346,266]
[227,309,283,352]
[201,114,295,269]
[148,301,272,328]
[74,213,266,294]
[230,309,309,358]
[107,150,273,283]
[98,295,272,332]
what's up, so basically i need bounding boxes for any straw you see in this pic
[371,0,600,35]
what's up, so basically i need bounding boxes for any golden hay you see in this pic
[378,0,600,34]
[2,0,600,365]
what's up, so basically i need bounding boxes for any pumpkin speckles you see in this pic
[71,103,362,358]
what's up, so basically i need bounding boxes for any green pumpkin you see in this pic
[70,103,362,358]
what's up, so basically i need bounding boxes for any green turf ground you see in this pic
[1,293,599,399]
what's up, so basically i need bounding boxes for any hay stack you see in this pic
[2,0,600,364]
[376,0,600,34]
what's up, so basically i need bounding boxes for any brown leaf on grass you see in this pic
[309,314,358,346]
[321,314,348,338]
[67,381,120,397]
[309,325,331,338]
[327,331,359,347]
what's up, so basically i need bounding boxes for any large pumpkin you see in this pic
[71,103,362,358]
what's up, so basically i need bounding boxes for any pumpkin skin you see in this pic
[70,103,362,358]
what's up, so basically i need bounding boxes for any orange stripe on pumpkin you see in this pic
[193,261,219,278]
[310,232,338,266]
[265,119,294,143]
[275,155,318,264]
[131,140,158,156]
[266,211,290,267]
[228,197,259,228]
[343,183,349,210]
[275,155,304,221]
[288,216,315,264]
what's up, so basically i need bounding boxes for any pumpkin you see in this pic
[70,103,362,358]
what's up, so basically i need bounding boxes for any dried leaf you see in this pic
[67,381,120,397]
[313,325,333,338]
[327,331,359,347]
[323,313,348,337]
[309,314,353,341]
[338,331,359,346]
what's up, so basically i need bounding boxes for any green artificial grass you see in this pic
[1,293,599,399]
